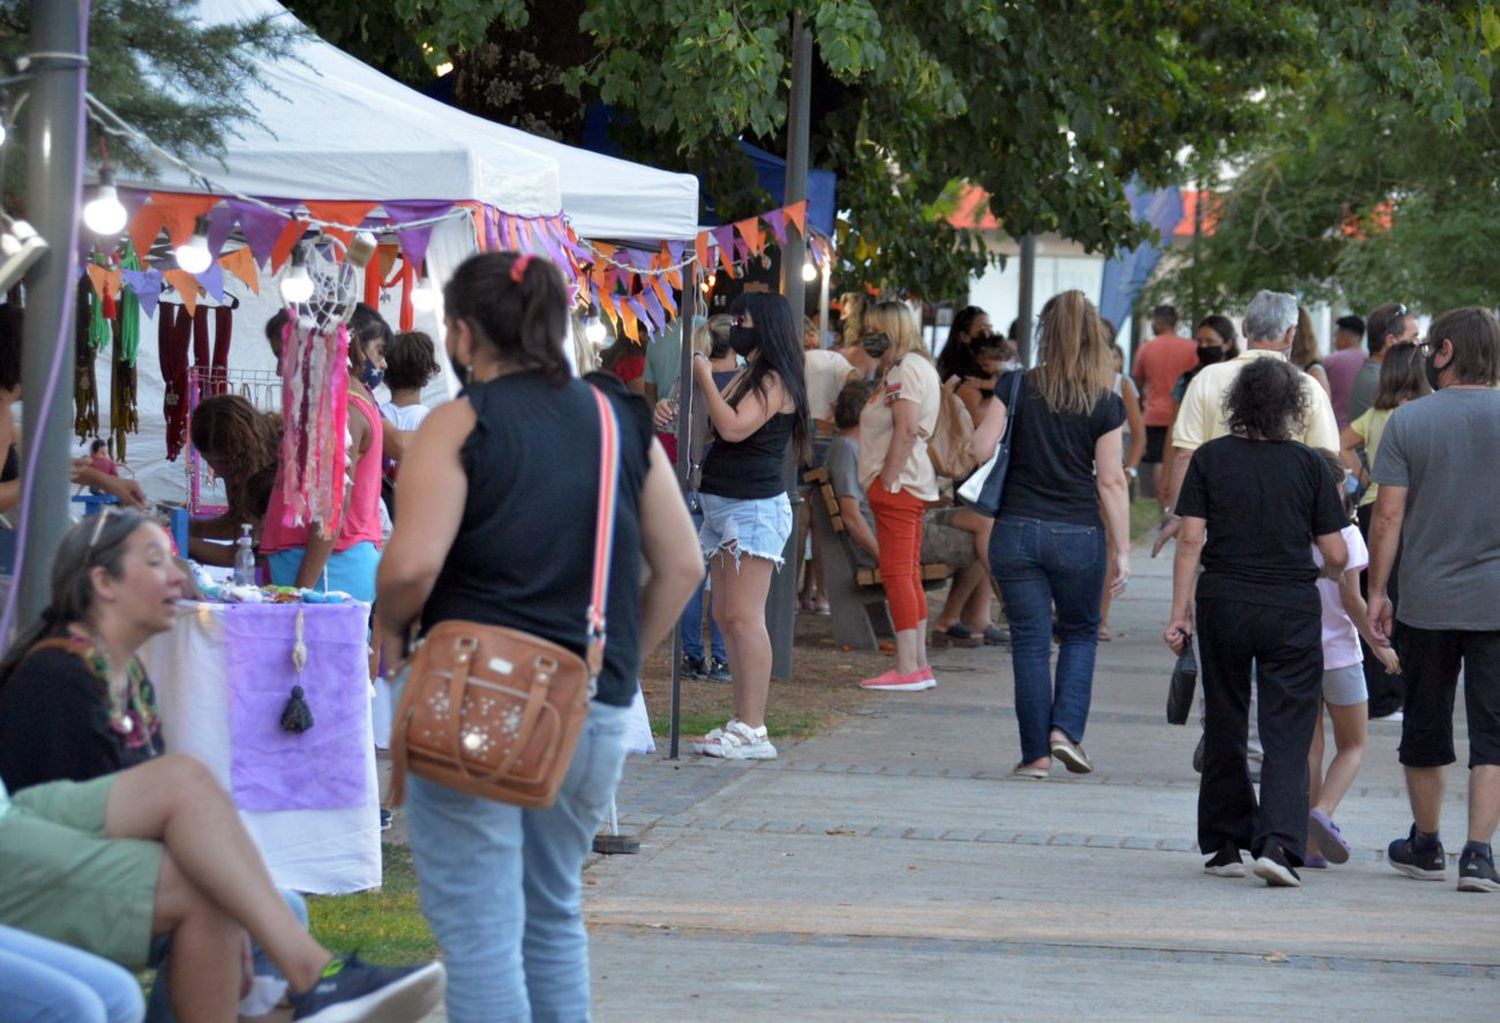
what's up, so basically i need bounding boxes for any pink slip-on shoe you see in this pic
[859,669,934,692]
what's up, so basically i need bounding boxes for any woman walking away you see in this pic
[1292,306,1331,395]
[1164,358,1351,888]
[690,292,808,758]
[972,290,1130,776]
[1304,450,1399,869]
[376,252,703,1022]
[856,301,943,691]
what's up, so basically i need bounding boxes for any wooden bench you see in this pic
[805,468,955,652]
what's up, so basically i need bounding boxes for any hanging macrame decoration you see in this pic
[277,313,349,533]
[73,279,101,442]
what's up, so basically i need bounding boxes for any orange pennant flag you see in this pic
[717,242,737,277]
[598,290,619,326]
[618,301,639,341]
[303,201,379,249]
[269,219,311,274]
[736,218,765,257]
[149,193,220,248]
[86,264,110,302]
[129,205,167,262]
[785,200,808,238]
[162,270,200,316]
[217,247,261,296]
[695,232,710,275]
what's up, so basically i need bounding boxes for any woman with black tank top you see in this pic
[375,252,703,1022]
[689,292,809,761]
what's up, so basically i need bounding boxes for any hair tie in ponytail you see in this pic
[509,255,534,284]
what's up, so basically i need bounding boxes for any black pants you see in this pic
[1395,625,1500,768]
[1357,503,1404,716]
[1197,598,1323,863]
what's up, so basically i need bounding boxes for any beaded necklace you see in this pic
[49,632,160,750]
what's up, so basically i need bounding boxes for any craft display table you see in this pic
[141,601,380,894]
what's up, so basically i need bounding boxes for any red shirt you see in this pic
[1132,333,1199,427]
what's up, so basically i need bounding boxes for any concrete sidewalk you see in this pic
[584,543,1494,1020]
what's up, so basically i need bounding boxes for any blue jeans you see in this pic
[0,924,144,1023]
[406,701,630,1023]
[145,890,308,1023]
[989,516,1107,764]
[681,499,726,664]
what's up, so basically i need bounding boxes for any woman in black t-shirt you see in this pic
[973,291,1131,780]
[1165,356,1349,888]
[376,252,703,1020]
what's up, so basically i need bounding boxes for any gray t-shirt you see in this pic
[1345,358,1381,424]
[1372,388,1500,629]
[827,434,870,519]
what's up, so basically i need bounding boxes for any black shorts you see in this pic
[1395,624,1500,768]
[1143,425,1168,464]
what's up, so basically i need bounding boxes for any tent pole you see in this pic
[668,260,699,759]
[14,1,88,630]
[769,10,813,681]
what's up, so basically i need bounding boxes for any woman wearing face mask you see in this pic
[690,293,809,759]
[1159,316,1238,507]
[259,303,387,598]
[936,305,994,422]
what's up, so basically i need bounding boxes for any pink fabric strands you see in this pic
[277,316,349,533]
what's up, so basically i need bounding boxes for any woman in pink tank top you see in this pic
[261,304,388,601]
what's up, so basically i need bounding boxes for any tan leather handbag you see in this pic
[386,385,621,809]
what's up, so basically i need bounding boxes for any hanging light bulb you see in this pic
[802,260,818,283]
[0,122,7,148]
[411,279,441,312]
[585,315,607,345]
[279,244,314,304]
[174,215,212,274]
[83,167,128,236]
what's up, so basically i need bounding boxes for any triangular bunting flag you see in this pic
[128,205,167,262]
[695,232,710,274]
[149,193,220,248]
[598,290,619,325]
[736,217,765,257]
[218,248,261,296]
[785,200,808,238]
[86,264,111,302]
[269,219,311,274]
[162,269,200,316]
[195,260,225,302]
[763,209,788,246]
[711,226,737,277]
[120,269,163,318]
[618,300,639,341]
[303,201,379,250]
[229,199,293,268]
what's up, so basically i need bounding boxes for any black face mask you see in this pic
[728,325,759,356]
[449,352,470,388]
[1425,348,1445,391]
[1196,346,1224,367]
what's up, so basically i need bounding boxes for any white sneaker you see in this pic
[694,719,777,760]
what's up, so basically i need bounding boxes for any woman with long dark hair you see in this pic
[972,291,1130,776]
[376,252,702,1020]
[689,291,808,759]
[1165,357,1349,887]
[187,394,281,567]
[936,305,993,421]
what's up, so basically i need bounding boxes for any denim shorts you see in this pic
[699,492,792,568]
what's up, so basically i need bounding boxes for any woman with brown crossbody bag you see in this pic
[375,253,703,1022]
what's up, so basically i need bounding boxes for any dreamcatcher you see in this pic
[275,235,364,534]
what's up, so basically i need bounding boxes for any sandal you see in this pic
[932,624,982,648]
[693,719,778,760]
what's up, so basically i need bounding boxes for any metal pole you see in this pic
[14,1,88,630]
[817,262,831,347]
[668,261,699,759]
[769,10,812,680]
[1016,234,1036,367]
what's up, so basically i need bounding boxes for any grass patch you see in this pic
[306,843,439,965]
[1130,498,1163,543]
[651,709,824,739]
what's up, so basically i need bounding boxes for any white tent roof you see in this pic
[126,1,698,243]
[117,0,563,217]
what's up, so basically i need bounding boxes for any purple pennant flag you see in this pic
[229,199,291,268]
[383,200,453,270]
[764,209,788,245]
[642,288,667,331]
[628,294,657,335]
[205,204,237,260]
[121,268,163,318]
[667,240,685,265]
[711,226,735,264]
[195,259,225,301]
[484,208,501,252]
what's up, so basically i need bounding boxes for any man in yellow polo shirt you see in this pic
[1157,289,1340,546]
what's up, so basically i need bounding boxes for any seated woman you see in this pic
[0,923,144,1023]
[186,394,281,568]
[0,511,444,1020]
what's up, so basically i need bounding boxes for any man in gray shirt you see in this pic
[1369,306,1500,893]
[1347,302,1420,423]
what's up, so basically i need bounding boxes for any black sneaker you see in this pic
[1192,734,1205,774]
[1203,845,1246,879]
[1252,844,1302,888]
[1457,842,1500,892]
[379,809,393,832]
[705,657,732,683]
[289,954,445,1022]
[1388,823,1447,881]
[680,655,707,680]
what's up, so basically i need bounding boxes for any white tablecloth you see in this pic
[141,602,381,894]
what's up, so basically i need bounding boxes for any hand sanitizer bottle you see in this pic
[233,524,256,587]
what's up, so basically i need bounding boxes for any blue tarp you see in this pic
[1098,183,1183,330]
